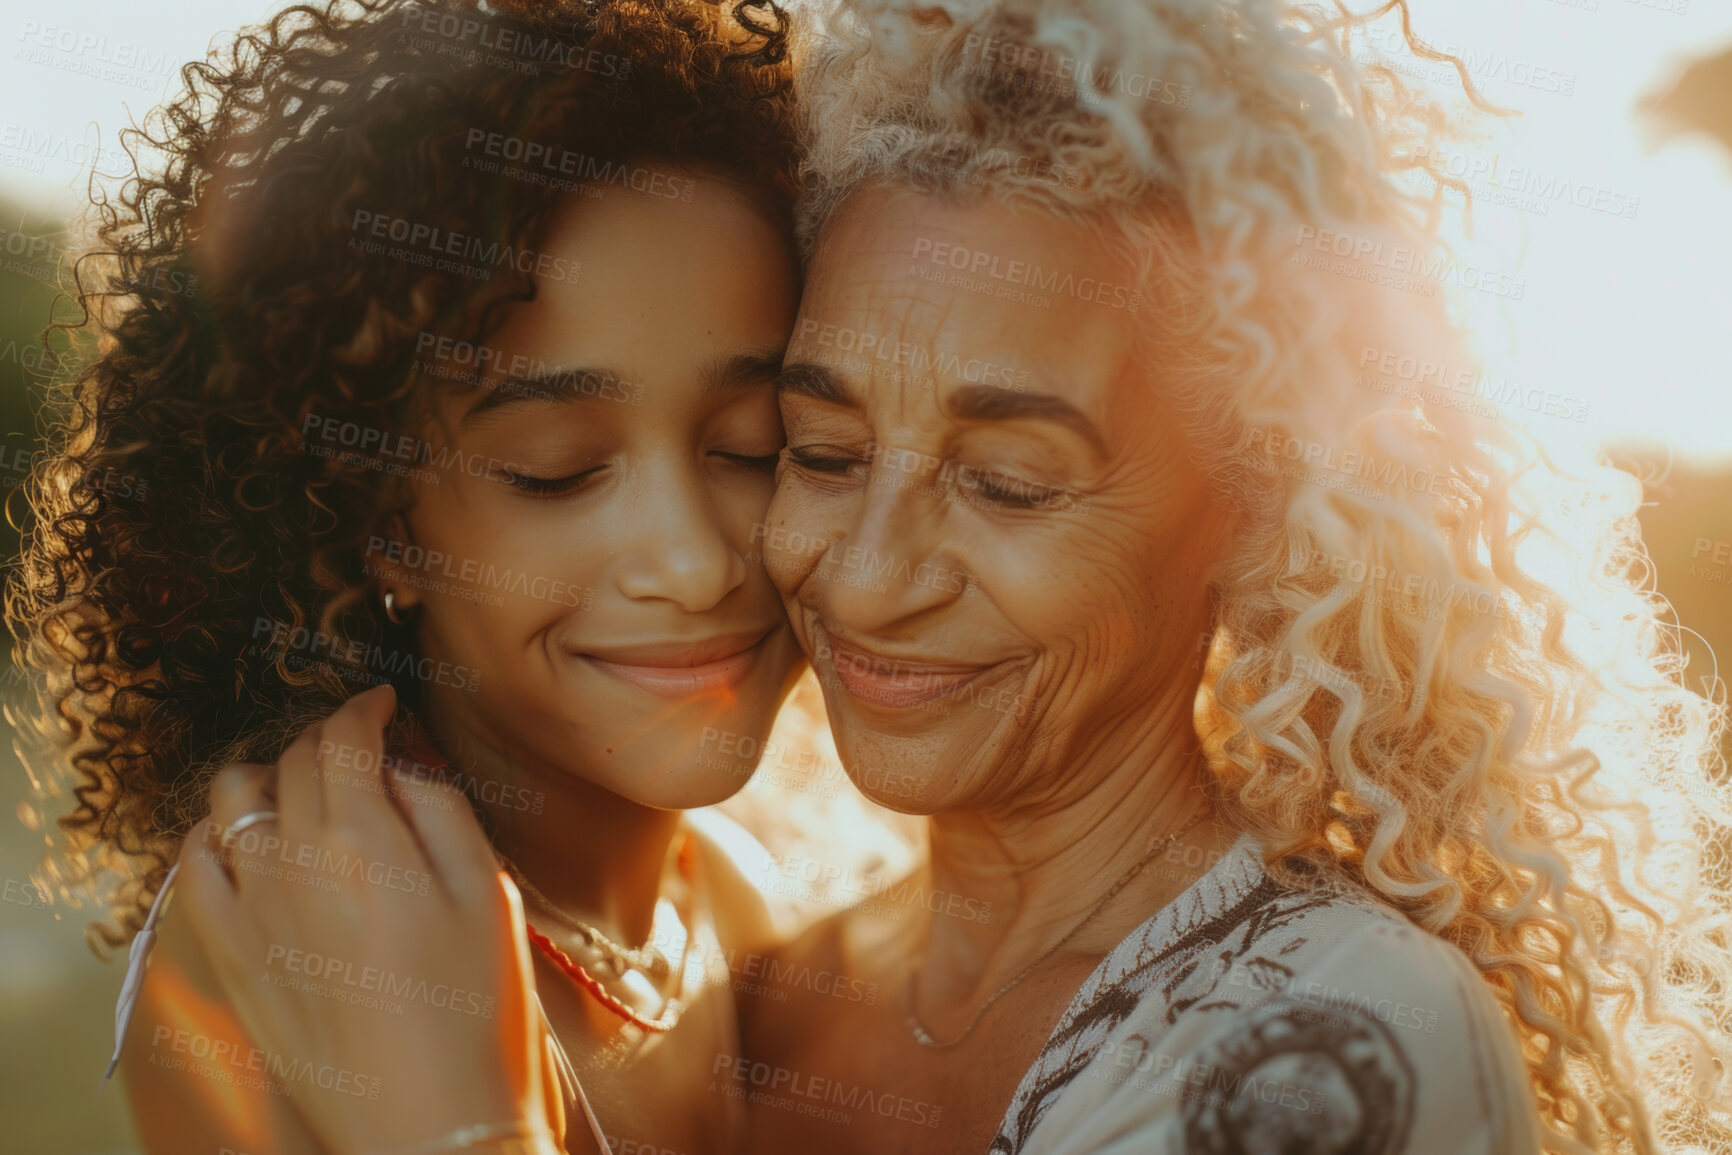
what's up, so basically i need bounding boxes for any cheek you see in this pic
[506,506,622,613]
[414,494,598,624]
[979,517,1164,652]
[710,468,779,551]
[763,478,842,591]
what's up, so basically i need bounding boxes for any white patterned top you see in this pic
[989,832,1546,1155]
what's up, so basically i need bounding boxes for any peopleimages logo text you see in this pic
[1292,226,1527,300]
[350,209,581,284]
[910,237,1143,312]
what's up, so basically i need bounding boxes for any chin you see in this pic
[852,775,944,815]
[572,735,744,810]
[826,692,1024,814]
[667,757,763,809]
[824,726,952,815]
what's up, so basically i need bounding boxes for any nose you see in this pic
[814,460,966,634]
[612,463,748,613]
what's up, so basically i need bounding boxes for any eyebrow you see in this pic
[943,384,1107,456]
[775,361,859,407]
[460,349,785,427]
[779,364,1106,455]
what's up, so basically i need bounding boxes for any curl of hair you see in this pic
[793,1,1732,1150]
[6,0,800,952]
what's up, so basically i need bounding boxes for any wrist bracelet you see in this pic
[371,1120,562,1154]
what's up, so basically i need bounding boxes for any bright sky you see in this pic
[2,0,1729,464]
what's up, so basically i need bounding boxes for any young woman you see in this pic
[6,0,815,1152]
[158,1,1732,1154]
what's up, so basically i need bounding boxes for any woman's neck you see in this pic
[414,696,684,950]
[911,688,1235,1022]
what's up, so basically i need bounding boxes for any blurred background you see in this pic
[2,0,1730,1151]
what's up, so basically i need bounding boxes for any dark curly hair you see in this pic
[5,0,801,952]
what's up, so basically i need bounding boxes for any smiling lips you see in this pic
[821,635,992,709]
[581,630,772,699]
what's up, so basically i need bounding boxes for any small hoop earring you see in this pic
[383,589,411,625]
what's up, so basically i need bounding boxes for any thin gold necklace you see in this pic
[905,806,1214,1049]
[409,724,679,983]
[498,855,674,982]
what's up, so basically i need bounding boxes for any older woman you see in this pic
[142,0,1732,1153]
[728,3,1731,1154]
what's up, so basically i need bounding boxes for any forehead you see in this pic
[793,185,1143,414]
[525,171,797,344]
[429,173,797,426]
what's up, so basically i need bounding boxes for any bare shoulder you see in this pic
[732,903,858,1052]
[683,807,783,954]
[119,883,317,1155]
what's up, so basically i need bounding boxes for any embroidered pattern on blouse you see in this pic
[988,838,1419,1155]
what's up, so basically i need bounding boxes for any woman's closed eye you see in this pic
[712,450,782,471]
[784,445,867,475]
[959,468,1072,510]
[504,465,607,498]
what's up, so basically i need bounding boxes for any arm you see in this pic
[168,684,561,1155]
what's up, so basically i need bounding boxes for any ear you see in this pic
[366,509,424,612]
[1192,620,1255,791]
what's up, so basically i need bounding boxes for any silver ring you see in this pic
[220,809,279,851]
